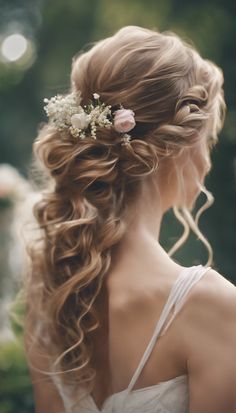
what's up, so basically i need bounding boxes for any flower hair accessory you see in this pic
[43,91,136,142]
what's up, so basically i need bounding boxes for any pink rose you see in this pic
[113,109,136,133]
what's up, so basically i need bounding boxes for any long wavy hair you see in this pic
[22,26,226,403]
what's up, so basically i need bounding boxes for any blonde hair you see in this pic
[23,25,226,402]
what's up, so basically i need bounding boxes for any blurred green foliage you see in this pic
[0,339,34,413]
[0,290,31,413]
[8,288,26,338]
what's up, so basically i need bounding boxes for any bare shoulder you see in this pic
[185,267,236,330]
[182,268,236,413]
[195,266,236,300]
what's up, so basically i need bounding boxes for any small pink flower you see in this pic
[113,109,136,133]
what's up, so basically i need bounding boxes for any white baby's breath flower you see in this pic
[43,91,82,131]
[93,93,100,99]
[120,133,132,146]
[69,126,80,138]
[79,131,86,139]
[97,106,112,127]
[90,106,101,119]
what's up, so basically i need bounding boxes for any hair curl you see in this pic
[22,25,226,404]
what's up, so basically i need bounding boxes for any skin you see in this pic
[25,140,236,413]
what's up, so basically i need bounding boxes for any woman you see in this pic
[23,26,236,413]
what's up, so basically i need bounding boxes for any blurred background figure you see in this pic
[0,1,235,412]
[0,163,30,342]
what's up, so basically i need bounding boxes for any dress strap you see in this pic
[126,264,211,392]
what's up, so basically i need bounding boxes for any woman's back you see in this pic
[91,257,189,406]
[52,263,214,412]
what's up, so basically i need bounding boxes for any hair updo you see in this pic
[23,25,226,402]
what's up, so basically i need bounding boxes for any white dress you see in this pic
[51,264,212,412]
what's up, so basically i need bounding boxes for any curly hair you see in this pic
[22,25,226,404]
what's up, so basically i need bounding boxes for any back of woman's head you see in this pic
[24,25,226,399]
[72,25,224,147]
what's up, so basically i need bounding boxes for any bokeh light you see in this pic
[1,33,28,62]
